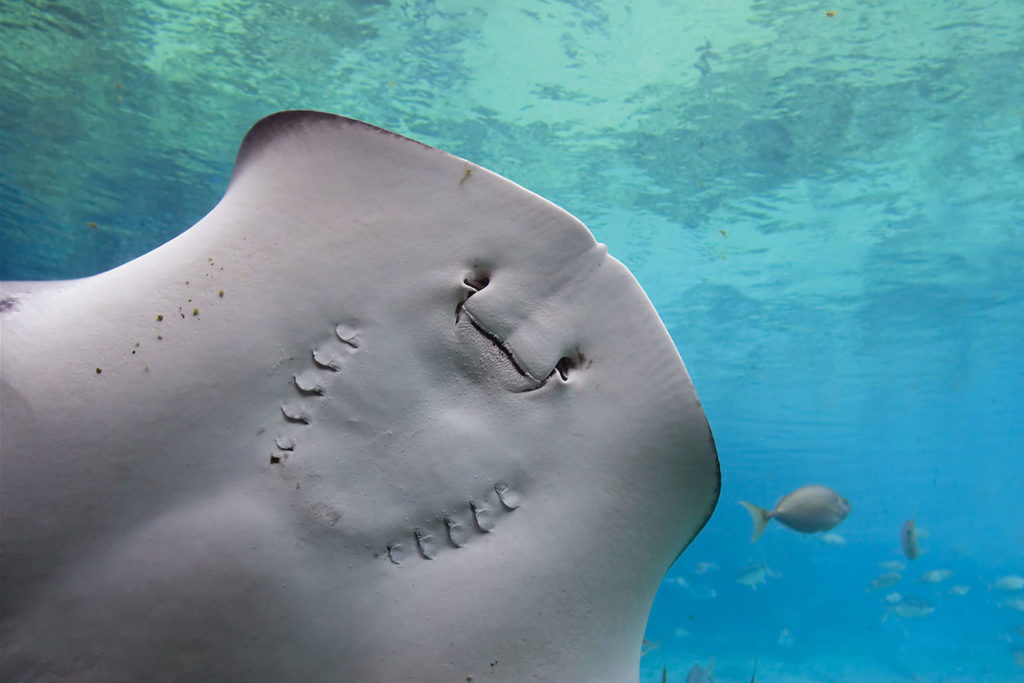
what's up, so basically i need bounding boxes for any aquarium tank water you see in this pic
[2,2,1022,681]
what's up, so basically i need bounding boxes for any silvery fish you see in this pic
[739,485,850,542]
[736,562,777,589]
[901,519,919,560]
[1000,598,1024,612]
[947,584,970,596]
[992,575,1024,591]
[821,532,847,545]
[868,572,902,591]
[887,596,935,620]
[919,569,953,583]
[694,561,719,575]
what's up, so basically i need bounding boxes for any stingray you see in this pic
[0,111,719,681]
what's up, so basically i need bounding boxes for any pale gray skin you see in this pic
[0,112,720,682]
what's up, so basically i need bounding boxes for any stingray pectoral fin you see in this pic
[739,501,772,542]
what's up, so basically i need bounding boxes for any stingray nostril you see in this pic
[555,356,574,381]
[554,350,588,381]
[463,270,490,292]
[456,269,491,323]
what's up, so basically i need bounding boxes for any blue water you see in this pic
[2,2,1022,681]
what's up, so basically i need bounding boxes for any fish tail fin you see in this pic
[739,501,771,542]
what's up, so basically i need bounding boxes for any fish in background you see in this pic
[919,569,953,583]
[739,485,850,542]
[1000,597,1024,612]
[990,575,1024,591]
[821,532,847,545]
[884,595,935,621]
[867,572,902,591]
[901,518,920,560]
[879,560,906,571]
[694,561,719,575]
[947,584,970,596]
[736,562,779,590]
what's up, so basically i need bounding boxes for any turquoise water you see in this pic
[2,1,1022,681]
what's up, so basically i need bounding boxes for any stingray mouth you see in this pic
[459,308,545,391]
[453,272,583,392]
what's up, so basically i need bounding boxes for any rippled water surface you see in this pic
[3,1,1023,680]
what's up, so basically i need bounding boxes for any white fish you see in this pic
[879,560,906,571]
[919,569,953,583]
[887,596,935,620]
[868,572,902,591]
[947,584,970,596]
[694,561,719,575]
[736,562,777,589]
[821,532,847,545]
[1000,598,1024,612]
[992,575,1024,591]
[884,592,903,605]
[739,485,850,542]
[667,576,690,588]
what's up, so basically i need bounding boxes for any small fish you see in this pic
[879,560,906,571]
[685,657,715,683]
[821,532,847,545]
[901,519,919,560]
[888,595,935,619]
[992,575,1024,591]
[868,572,902,591]
[947,584,970,596]
[739,485,850,542]
[736,562,777,590]
[694,561,719,575]
[1000,597,1024,612]
[884,592,903,605]
[919,569,953,583]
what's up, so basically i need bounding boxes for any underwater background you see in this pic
[2,1,1022,681]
